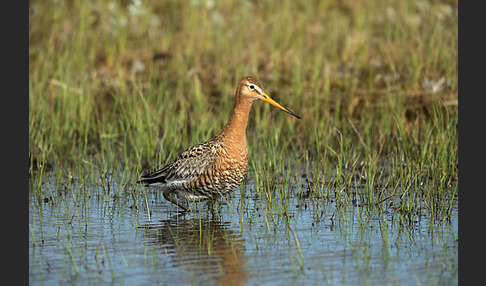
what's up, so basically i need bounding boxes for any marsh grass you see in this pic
[30,0,457,282]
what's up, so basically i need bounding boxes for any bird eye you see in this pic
[249,85,255,90]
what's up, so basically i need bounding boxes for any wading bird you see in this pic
[138,76,301,211]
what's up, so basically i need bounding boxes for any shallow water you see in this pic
[29,174,458,285]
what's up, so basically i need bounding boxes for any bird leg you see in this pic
[163,190,188,212]
[207,196,225,215]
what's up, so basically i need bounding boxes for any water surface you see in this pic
[29,174,458,285]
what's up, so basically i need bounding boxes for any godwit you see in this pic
[138,76,301,211]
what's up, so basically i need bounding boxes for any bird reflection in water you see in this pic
[141,217,248,286]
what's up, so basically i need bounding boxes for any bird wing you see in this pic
[138,140,219,186]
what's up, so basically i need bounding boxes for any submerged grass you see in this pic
[30,0,457,230]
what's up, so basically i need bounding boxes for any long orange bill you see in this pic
[259,92,302,119]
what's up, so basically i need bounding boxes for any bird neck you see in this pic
[219,97,253,146]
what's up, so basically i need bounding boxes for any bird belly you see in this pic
[148,180,210,201]
[147,180,185,192]
[176,189,210,201]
